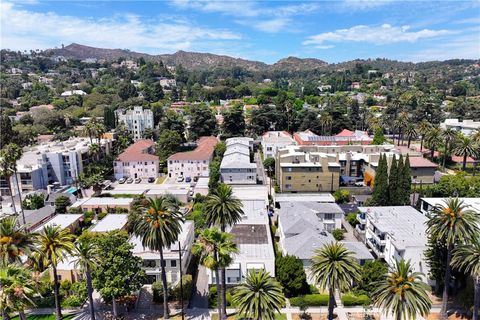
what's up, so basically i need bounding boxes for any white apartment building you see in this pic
[167,136,218,179]
[220,137,257,184]
[114,139,159,180]
[0,138,113,197]
[115,106,154,140]
[419,197,480,217]
[261,131,296,159]
[357,206,430,282]
[441,119,480,136]
[131,221,195,284]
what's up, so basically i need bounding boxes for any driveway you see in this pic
[190,266,209,309]
[254,152,265,185]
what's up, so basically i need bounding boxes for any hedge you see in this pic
[341,293,370,306]
[208,286,234,308]
[290,294,329,306]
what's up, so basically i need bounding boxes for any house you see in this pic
[159,78,176,88]
[34,214,83,233]
[350,82,361,90]
[24,205,56,232]
[356,206,430,282]
[278,202,344,233]
[167,136,218,179]
[90,214,129,232]
[220,137,257,185]
[60,90,87,97]
[131,221,195,284]
[441,119,480,136]
[293,129,372,146]
[115,106,154,140]
[70,197,133,214]
[261,131,296,159]
[114,139,159,180]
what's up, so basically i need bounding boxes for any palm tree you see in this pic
[310,242,361,320]
[453,134,478,171]
[320,112,333,135]
[395,112,409,146]
[0,264,37,320]
[192,228,238,320]
[404,123,417,148]
[441,128,457,170]
[0,217,37,266]
[232,270,285,320]
[204,183,243,317]
[372,259,431,320]
[452,238,480,320]
[88,143,100,162]
[416,120,432,152]
[424,127,442,160]
[37,225,75,320]
[0,144,25,224]
[472,129,480,144]
[131,196,184,319]
[426,198,480,319]
[72,240,100,320]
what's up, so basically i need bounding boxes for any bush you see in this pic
[333,189,350,203]
[309,284,319,294]
[208,285,234,308]
[290,294,329,307]
[172,275,193,301]
[332,229,345,241]
[341,293,370,306]
[152,281,171,303]
[275,255,309,297]
[61,295,84,308]
[97,211,108,220]
[346,213,359,227]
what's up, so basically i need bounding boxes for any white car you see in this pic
[176,176,184,182]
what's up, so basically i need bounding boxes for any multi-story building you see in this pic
[356,206,430,282]
[261,131,296,159]
[115,106,154,140]
[418,197,480,217]
[114,139,159,180]
[131,221,195,284]
[293,129,372,146]
[220,137,257,185]
[275,146,341,192]
[441,118,480,136]
[0,138,113,197]
[167,136,218,179]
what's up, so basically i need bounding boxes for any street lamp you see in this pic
[172,241,184,320]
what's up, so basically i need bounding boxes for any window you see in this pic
[267,147,272,151]
[143,260,156,268]
[285,167,292,172]
[324,213,335,220]
[286,176,292,180]
[171,260,177,267]
[285,184,292,189]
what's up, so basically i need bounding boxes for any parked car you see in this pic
[134,178,142,184]
[189,190,194,196]
[126,177,134,184]
[185,177,191,183]
[193,176,199,182]
[118,178,126,184]
[176,176,184,182]
[148,177,155,183]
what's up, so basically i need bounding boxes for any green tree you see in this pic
[72,239,100,320]
[417,120,432,152]
[441,128,457,169]
[0,143,25,224]
[356,260,388,295]
[275,254,309,297]
[204,183,243,316]
[310,242,361,320]
[425,127,442,160]
[0,112,14,149]
[0,264,36,320]
[371,154,389,206]
[118,83,137,101]
[22,193,45,210]
[221,104,245,139]
[131,196,183,319]
[37,225,75,320]
[54,196,72,214]
[157,129,183,168]
[404,124,417,148]
[232,270,285,320]
[426,198,480,319]
[452,238,480,320]
[333,189,350,204]
[159,110,185,140]
[189,105,217,141]
[78,172,104,196]
[372,259,431,320]
[332,229,345,241]
[372,127,386,145]
[0,217,37,266]
[92,230,145,318]
[453,134,478,171]
[424,234,448,295]
[192,228,238,319]
[263,157,275,175]
[388,156,399,205]
[399,154,411,205]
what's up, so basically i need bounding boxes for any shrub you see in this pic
[346,213,359,227]
[152,281,171,303]
[341,293,370,306]
[97,211,108,220]
[309,284,319,294]
[332,229,345,241]
[333,189,350,203]
[172,275,193,301]
[71,281,87,300]
[208,286,235,308]
[61,295,84,308]
[290,294,329,307]
[275,255,309,297]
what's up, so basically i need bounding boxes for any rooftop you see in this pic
[262,131,295,143]
[341,241,375,261]
[71,197,134,207]
[421,197,480,213]
[275,193,335,203]
[231,224,268,245]
[168,136,218,161]
[279,202,343,235]
[284,229,334,260]
[116,139,158,162]
[408,156,438,168]
[90,214,129,232]
[34,214,83,231]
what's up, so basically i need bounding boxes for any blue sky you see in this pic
[1,0,479,63]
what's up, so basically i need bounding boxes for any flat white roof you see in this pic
[35,214,83,231]
[231,185,268,201]
[421,197,480,213]
[90,214,129,232]
[275,193,335,203]
[73,197,133,207]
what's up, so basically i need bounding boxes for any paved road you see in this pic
[254,151,266,185]
[190,265,209,309]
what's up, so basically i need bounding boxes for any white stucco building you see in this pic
[440,119,480,136]
[115,106,154,140]
[114,139,159,180]
[220,137,257,185]
[261,131,296,159]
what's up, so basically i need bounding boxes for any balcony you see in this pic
[355,223,366,234]
[366,237,385,258]
[356,213,366,224]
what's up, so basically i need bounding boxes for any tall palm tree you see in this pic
[441,128,457,170]
[372,259,431,320]
[472,129,480,145]
[310,242,361,320]
[88,143,100,162]
[72,240,100,320]
[453,134,478,171]
[426,198,480,319]
[416,120,432,152]
[0,217,37,266]
[131,196,184,319]
[320,113,333,135]
[37,225,75,320]
[452,238,480,320]
[0,144,24,225]
[0,264,37,320]
[232,270,285,320]
[404,123,417,148]
[204,183,243,317]
[192,228,238,320]
[395,112,409,146]
[424,127,442,160]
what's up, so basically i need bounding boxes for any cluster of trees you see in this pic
[370,154,411,206]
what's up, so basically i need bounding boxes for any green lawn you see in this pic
[11,315,75,320]
[211,313,286,320]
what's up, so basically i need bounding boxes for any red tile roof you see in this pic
[335,129,355,137]
[116,139,159,162]
[408,157,438,168]
[168,136,218,161]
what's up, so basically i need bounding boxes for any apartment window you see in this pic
[171,260,177,268]
[285,168,292,172]
[145,162,147,165]
[143,260,156,268]
[324,213,335,220]
[286,176,292,180]
[286,184,292,189]
[267,147,272,151]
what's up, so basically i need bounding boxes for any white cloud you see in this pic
[303,24,455,47]
[339,0,393,11]
[0,1,241,52]
[171,0,258,17]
